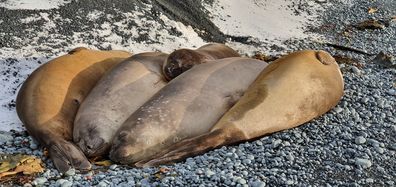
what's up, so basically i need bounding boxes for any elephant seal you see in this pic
[16,48,131,173]
[74,52,168,157]
[109,57,267,164]
[163,43,240,80]
[138,50,344,167]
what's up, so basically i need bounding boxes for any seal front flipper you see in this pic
[135,127,246,167]
[49,140,91,173]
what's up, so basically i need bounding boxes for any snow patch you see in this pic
[0,0,71,10]
[204,0,320,44]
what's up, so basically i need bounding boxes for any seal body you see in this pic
[163,43,240,80]
[74,52,168,157]
[110,57,267,164]
[139,50,344,167]
[16,48,131,172]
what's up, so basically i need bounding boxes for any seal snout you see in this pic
[78,136,106,157]
[109,145,132,163]
[163,49,198,80]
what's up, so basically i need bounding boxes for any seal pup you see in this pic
[74,52,168,157]
[110,57,267,164]
[16,48,131,173]
[138,50,344,167]
[163,43,240,80]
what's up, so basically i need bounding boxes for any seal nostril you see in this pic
[86,144,93,150]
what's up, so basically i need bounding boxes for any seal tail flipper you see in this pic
[136,127,246,167]
[49,140,91,173]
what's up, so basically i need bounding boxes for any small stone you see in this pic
[355,158,372,169]
[250,180,266,187]
[32,177,47,186]
[29,141,38,149]
[65,168,75,176]
[283,141,290,146]
[367,139,380,147]
[386,89,396,96]
[389,144,396,150]
[97,174,106,179]
[109,164,118,170]
[391,125,396,132]
[334,107,343,113]
[56,179,68,186]
[238,178,247,184]
[23,183,32,187]
[242,159,252,165]
[225,152,233,157]
[98,180,110,187]
[366,178,374,183]
[241,171,248,176]
[355,136,366,144]
[375,147,384,154]
[307,1,315,6]
[386,181,394,185]
[272,139,282,148]
[350,66,361,74]
[205,169,215,177]
[61,181,73,187]
[140,178,150,187]
[0,132,13,145]
[286,154,294,161]
[255,141,263,146]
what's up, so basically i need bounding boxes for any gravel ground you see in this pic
[0,0,395,186]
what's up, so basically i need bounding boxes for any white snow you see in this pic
[204,0,321,46]
[0,0,71,10]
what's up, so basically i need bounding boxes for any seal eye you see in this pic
[118,131,129,141]
[73,99,80,105]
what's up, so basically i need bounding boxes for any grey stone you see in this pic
[109,164,118,170]
[32,177,47,186]
[98,180,110,187]
[351,66,361,74]
[64,168,75,176]
[205,169,215,177]
[250,180,266,187]
[272,139,282,148]
[334,107,343,113]
[355,136,366,144]
[55,179,68,186]
[355,158,372,169]
[0,131,13,145]
[61,181,73,187]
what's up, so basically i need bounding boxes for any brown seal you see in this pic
[16,48,131,173]
[109,57,267,165]
[73,52,168,157]
[138,50,344,167]
[163,43,240,80]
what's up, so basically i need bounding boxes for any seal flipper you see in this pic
[136,127,246,167]
[49,140,91,173]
